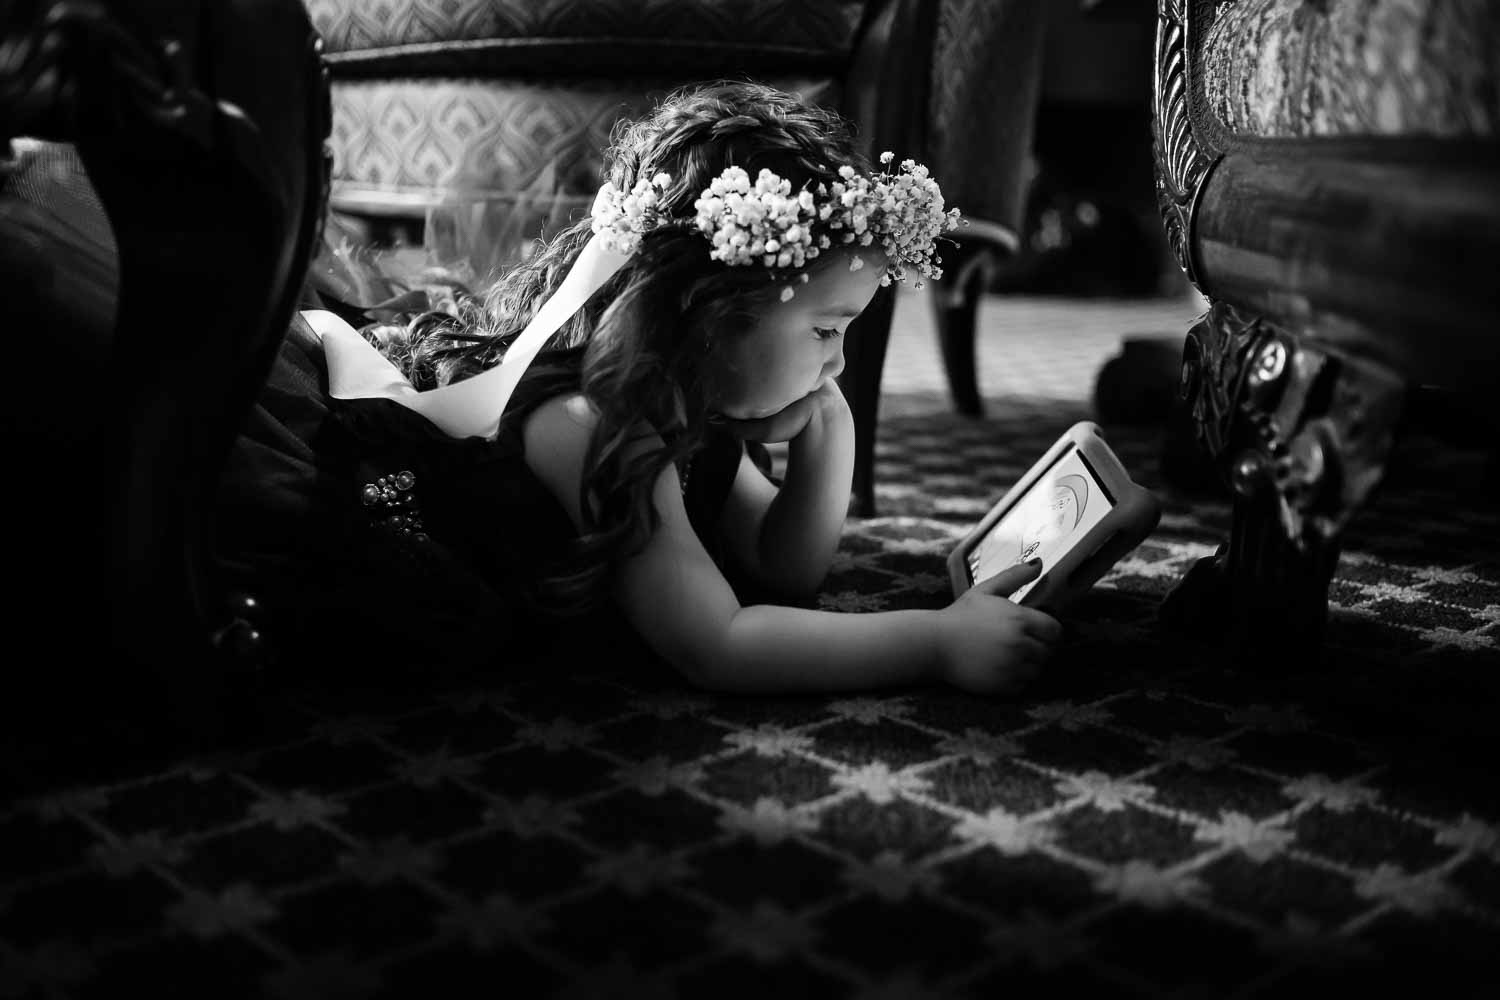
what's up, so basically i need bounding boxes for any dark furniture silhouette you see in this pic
[2,0,332,771]
[1151,0,1500,657]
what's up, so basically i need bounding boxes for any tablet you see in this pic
[947,422,1161,611]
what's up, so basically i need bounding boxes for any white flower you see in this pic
[248,789,344,830]
[724,723,814,757]
[827,696,912,725]
[438,894,547,950]
[954,809,1054,856]
[515,718,596,752]
[1027,700,1111,730]
[1435,814,1500,859]
[1095,861,1206,908]
[935,728,1021,765]
[1194,811,1295,862]
[832,762,931,804]
[597,158,962,288]
[714,901,817,962]
[842,850,940,902]
[588,843,693,895]
[1281,773,1377,813]
[719,797,819,845]
[1354,863,1461,916]
[613,755,703,796]
[1054,770,1154,812]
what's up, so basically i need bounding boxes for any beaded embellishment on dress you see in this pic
[361,469,428,543]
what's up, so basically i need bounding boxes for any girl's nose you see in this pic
[822,345,845,381]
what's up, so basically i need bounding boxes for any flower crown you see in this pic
[590,152,964,301]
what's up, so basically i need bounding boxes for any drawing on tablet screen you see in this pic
[967,447,1113,601]
[1017,473,1089,563]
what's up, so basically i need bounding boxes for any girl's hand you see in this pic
[724,377,849,445]
[933,560,1063,695]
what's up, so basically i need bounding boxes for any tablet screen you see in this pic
[966,444,1116,602]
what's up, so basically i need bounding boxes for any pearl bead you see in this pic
[362,485,380,506]
[395,471,415,490]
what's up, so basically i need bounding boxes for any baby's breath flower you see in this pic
[595,156,963,299]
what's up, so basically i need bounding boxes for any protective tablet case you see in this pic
[946,421,1161,612]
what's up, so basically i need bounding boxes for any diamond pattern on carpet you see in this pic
[4,313,1499,998]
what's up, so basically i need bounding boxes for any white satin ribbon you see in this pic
[317,234,628,440]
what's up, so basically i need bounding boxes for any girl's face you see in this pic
[705,251,886,420]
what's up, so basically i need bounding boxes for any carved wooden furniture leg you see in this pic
[929,242,1001,418]
[1141,0,1499,661]
[1160,304,1406,659]
[840,283,898,517]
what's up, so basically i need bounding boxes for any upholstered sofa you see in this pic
[303,0,1050,515]
[1151,0,1500,656]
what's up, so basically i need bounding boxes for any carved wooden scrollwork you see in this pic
[0,1,216,147]
[1151,0,1219,286]
[1177,301,1406,550]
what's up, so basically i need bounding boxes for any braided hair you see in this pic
[402,81,870,616]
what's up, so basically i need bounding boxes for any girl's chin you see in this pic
[715,402,781,421]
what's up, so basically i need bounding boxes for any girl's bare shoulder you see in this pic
[520,394,665,526]
[522,393,598,462]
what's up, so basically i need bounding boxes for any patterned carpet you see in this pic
[4,295,1500,999]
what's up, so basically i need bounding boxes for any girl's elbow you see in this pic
[747,571,827,609]
[667,618,756,693]
[670,651,744,693]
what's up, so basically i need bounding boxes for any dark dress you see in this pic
[214,315,744,683]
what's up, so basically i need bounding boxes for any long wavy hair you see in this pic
[394,81,870,616]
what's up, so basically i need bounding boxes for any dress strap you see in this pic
[317,235,628,441]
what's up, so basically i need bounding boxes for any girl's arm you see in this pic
[524,394,1060,694]
[717,377,854,601]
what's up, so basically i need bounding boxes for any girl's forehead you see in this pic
[785,251,885,310]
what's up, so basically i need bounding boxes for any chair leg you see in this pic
[931,244,998,418]
[839,283,897,518]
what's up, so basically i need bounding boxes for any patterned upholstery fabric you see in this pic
[928,0,1048,247]
[306,0,865,56]
[328,77,839,215]
[310,0,1039,246]
[309,0,861,217]
[1201,0,1500,139]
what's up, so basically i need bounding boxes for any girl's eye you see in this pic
[813,326,842,340]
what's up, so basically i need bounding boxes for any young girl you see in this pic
[216,81,1061,696]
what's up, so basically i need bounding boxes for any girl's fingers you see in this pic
[1003,635,1050,668]
[1022,635,1053,663]
[974,559,1042,597]
[1018,609,1064,643]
